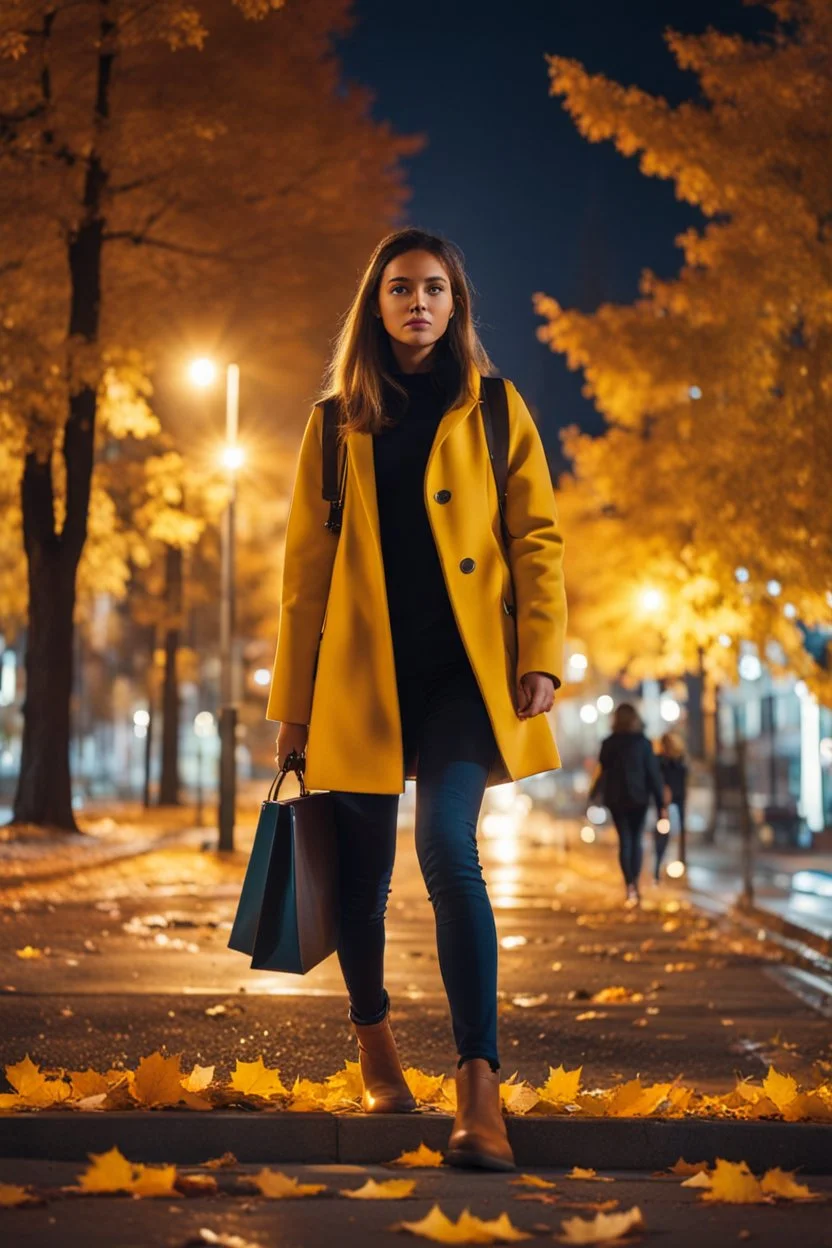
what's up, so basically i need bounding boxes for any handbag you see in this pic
[226,750,340,974]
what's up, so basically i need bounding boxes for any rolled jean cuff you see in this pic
[349,986,390,1026]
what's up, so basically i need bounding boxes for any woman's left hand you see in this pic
[516,671,556,719]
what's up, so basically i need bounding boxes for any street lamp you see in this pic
[189,357,244,852]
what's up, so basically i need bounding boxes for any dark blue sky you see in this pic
[336,0,772,469]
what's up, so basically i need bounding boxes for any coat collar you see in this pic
[346,360,482,550]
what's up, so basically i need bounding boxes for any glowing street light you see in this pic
[189,357,218,388]
[638,587,664,613]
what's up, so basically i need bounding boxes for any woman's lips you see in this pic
[405,320,430,327]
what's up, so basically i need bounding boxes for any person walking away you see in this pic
[268,228,567,1170]
[588,703,666,905]
[653,730,688,881]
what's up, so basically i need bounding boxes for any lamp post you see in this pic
[188,358,243,852]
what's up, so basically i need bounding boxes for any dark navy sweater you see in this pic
[372,368,467,671]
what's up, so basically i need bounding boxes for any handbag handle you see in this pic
[267,748,308,801]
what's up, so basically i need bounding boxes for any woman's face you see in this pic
[376,249,455,362]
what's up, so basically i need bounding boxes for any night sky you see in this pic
[336,0,773,469]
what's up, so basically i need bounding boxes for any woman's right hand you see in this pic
[275,721,309,771]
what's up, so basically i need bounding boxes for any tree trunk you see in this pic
[143,626,155,809]
[12,535,79,830]
[158,545,183,805]
[11,14,114,831]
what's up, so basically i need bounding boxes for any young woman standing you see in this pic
[268,228,567,1170]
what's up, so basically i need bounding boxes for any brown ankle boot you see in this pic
[445,1057,515,1170]
[351,997,416,1114]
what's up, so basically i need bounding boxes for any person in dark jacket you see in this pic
[588,703,667,904]
[653,731,688,881]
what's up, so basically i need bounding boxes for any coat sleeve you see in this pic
[502,379,567,689]
[265,402,339,725]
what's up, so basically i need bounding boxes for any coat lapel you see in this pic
[345,360,481,552]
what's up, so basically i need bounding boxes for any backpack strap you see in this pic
[480,375,517,620]
[321,397,347,534]
[479,376,512,548]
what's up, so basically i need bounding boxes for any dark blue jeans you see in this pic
[609,805,648,885]
[330,648,501,1072]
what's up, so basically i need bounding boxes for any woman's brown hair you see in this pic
[611,702,644,733]
[318,227,496,440]
[659,730,686,760]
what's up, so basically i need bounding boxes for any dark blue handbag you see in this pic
[227,751,340,974]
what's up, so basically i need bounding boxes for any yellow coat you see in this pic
[266,361,567,794]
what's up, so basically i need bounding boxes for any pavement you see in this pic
[1,794,831,1245]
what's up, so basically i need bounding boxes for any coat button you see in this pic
[434,489,451,503]
[459,557,476,573]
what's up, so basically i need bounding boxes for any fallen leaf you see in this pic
[392,1202,532,1241]
[228,1056,289,1101]
[700,1159,768,1204]
[251,1169,326,1198]
[759,1167,823,1201]
[342,1177,416,1199]
[565,1167,614,1182]
[389,1143,444,1168]
[536,1064,583,1106]
[681,1171,713,1189]
[510,1174,558,1189]
[557,1204,644,1243]
[668,1158,710,1176]
[762,1067,798,1111]
[0,1182,38,1206]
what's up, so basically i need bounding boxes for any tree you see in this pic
[0,0,422,830]
[534,0,832,704]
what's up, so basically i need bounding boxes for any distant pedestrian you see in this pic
[588,703,667,905]
[653,731,688,881]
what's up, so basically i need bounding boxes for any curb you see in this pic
[687,885,832,974]
[1,1112,830,1172]
[0,826,211,892]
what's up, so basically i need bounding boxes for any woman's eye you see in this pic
[391,285,444,295]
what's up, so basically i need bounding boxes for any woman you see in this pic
[653,731,688,881]
[588,703,667,905]
[268,228,567,1171]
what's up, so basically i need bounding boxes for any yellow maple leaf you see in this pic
[5,1055,70,1108]
[69,1069,111,1100]
[389,1143,445,1168]
[130,1051,189,1107]
[323,1058,364,1102]
[700,1158,768,1204]
[15,945,43,958]
[558,1204,644,1244]
[781,1092,832,1122]
[77,1146,136,1192]
[182,1063,214,1093]
[128,1163,178,1197]
[228,1055,288,1100]
[606,1079,672,1118]
[392,1202,532,1241]
[402,1067,448,1102]
[537,1065,583,1105]
[501,1082,540,1115]
[342,1177,416,1199]
[762,1066,798,1111]
[0,1182,37,1206]
[252,1169,327,1198]
[760,1167,822,1200]
[668,1157,709,1176]
[566,1167,614,1182]
[510,1174,558,1189]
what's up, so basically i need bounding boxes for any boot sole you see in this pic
[445,1147,516,1172]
